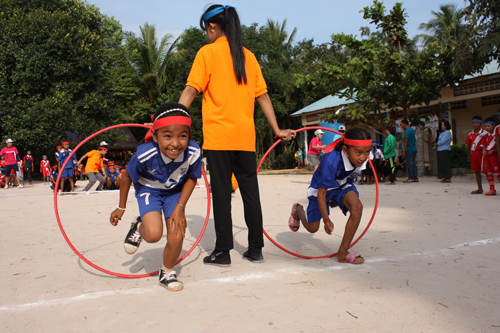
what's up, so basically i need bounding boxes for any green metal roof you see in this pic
[291,95,353,117]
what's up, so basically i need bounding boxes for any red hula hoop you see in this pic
[54,124,211,278]
[257,126,379,259]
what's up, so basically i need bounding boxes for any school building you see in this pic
[291,63,500,161]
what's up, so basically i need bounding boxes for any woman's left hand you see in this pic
[278,129,296,141]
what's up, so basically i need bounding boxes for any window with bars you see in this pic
[450,100,467,110]
[454,79,500,96]
[482,94,500,106]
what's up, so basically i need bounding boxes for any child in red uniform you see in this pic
[466,116,487,194]
[496,110,500,165]
[40,155,50,184]
[479,117,500,196]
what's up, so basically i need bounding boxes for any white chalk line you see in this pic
[2,236,499,312]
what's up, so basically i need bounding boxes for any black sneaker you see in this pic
[124,216,142,254]
[242,247,264,263]
[158,268,183,291]
[203,249,231,267]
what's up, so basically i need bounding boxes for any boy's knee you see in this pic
[141,227,162,243]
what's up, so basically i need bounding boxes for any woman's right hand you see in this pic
[110,209,124,226]
[278,129,296,141]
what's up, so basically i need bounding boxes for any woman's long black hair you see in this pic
[335,127,372,151]
[200,5,247,85]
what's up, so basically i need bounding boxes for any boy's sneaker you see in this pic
[19,184,24,188]
[124,216,142,254]
[158,269,183,291]
[242,247,264,263]
[485,190,497,196]
[203,249,231,267]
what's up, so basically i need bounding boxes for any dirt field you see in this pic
[1,173,499,332]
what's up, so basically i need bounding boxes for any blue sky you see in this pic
[87,0,460,44]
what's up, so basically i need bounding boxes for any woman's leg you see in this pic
[234,151,264,250]
[83,172,97,191]
[205,150,234,252]
[337,191,363,262]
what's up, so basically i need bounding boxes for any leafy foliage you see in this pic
[0,0,136,156]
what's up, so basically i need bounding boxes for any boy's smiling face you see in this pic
[63,143,69,150]
[343,145,371,168]
[152,124,190,160]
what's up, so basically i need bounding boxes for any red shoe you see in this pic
[485,190,497,196]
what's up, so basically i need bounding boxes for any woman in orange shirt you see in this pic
[77,145,108,192]
[179,4,295,266]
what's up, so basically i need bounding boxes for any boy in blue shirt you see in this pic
[58,141,77,193]
[110,103,201,291]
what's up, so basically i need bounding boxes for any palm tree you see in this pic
[416,4,465,47]
[126,22,181,105]
[263,19,297,70]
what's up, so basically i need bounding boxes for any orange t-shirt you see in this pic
[85,150,103,173]
[186,37,268,152]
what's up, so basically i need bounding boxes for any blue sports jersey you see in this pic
[106,169,118,181]
[50,171,58,179]
[58,149,77,169]
[307,149,367,198]
[127,140,202,194]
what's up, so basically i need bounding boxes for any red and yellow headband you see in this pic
[344,138,372,147]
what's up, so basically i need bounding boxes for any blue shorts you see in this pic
[135,190,182,219]
[61,168,74,178]
[306,183,359,222]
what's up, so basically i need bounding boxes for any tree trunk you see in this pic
[415,126,425,177]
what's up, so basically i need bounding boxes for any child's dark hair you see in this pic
[200,5,247,85]
[153,102,191,121]
[401,119,410,125]
[471,115,482,122]
[484,116,496,125]
[385,124,396,136]
[442,120,451,130]
[335,127,372,151]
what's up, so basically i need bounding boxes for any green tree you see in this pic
[453,0,500,76]
[0,0,134,156]
[416,4,465,47]
[124,23,182,122]
[298,0,450,132]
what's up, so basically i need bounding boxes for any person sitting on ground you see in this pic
[49,166,58,191]
[0,169,6,189]
[288,127,371,264]
[105,165,121,190]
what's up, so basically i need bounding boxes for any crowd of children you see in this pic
[0,138,125,193]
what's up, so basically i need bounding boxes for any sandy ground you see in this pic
[1,173,499,333]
